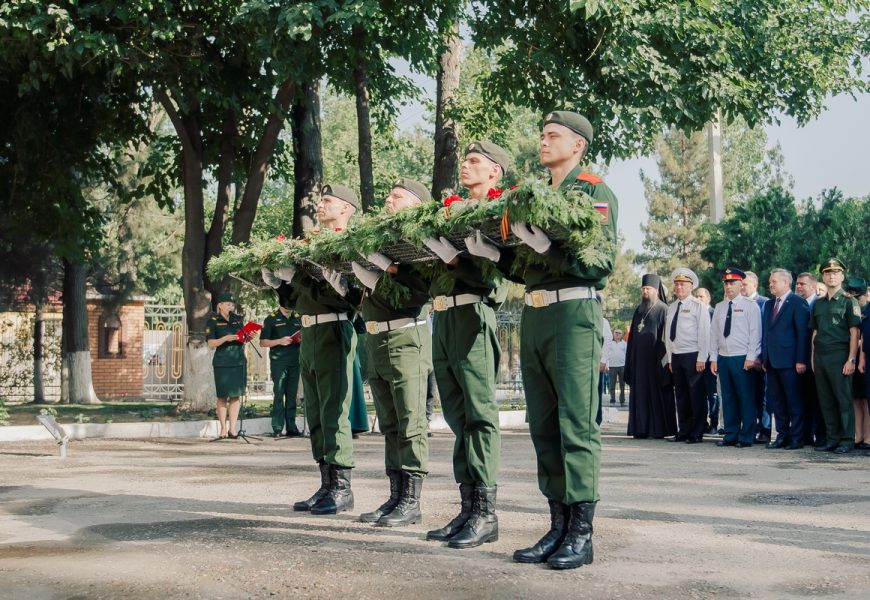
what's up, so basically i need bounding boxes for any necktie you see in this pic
[669,301,681,341]
[723,300,733,338]
[772,297,781,320]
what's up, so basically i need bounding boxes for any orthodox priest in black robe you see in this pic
[625,274,676,439]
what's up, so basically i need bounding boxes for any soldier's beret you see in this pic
[215,292,235,303]
[392,177,432,203]
[844,277,867,295]
[720,267,746,282]
[322,184,360,210]
[465,140,511,175]
[543,110,594,145]
[820,257,846,273]
[671,268,699,288]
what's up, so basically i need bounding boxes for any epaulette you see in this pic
[209,315,218,321]
[577,172,603,185]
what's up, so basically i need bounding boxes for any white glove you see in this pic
[464,231,500,263]
[365,252,393,271]
[322,268,348,297]
[261,267,282,289]
[351,261,380,291]
[510,221,552,254]
[274,265,297,283]
[423,236,461,264]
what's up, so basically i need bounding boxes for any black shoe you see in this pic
[377,472,423,527]
[448,485,499,549]
[293,462,330,511]
[785,442,804,450]
[833,446,852,454]
[685,437,703,444]
[755,433,771,444]
[360,469,402,524]
[226,432,239,439]
[814,444,837,452]
[426,483,473,541]
[735,442,752,448]
[766,440,786,449]
[706,426,719,435]
[856,442,870,450]
[546,502,595,570]
[667,435,688,443]
[310,466,354,515]
[717,428,725,435]
[284,429,304,438]
[269,430,283,438]
[514,500,567,564]
[716,440,736,447]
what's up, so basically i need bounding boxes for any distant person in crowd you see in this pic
[625,274,675,439]
[693,287,720,434]
[607,329,628,406]
[810,259,861,454]
[206,292,247,439]
[710,268,761,448]
[844,278,869,450]
[665,268,710,444]
[597,310,613,424]
[816,281,827,297]
[796,272,826,447]
[761,269,810,449]
[743,270,771,444]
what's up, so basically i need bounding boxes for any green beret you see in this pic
[820,257,846,273]
[322,183,360,210]
[465,140,511,175]
[215,292,235,303]
[543,110,594,145]
[392,177,432,203]
[844,277,867,295]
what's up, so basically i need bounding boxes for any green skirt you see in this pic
[214,364,247,398]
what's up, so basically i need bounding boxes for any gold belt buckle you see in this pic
[301,315,314,327]
[365,321,380,335]
[530,290,547,308]
[433,296,449,312]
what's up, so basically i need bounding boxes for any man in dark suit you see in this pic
[761,269,811,449]
[796,272,825,447]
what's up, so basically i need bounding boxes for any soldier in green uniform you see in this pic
[810,258,861,454]
[258,281,303,437]
[351,178,432,527]
[279,184,363,515]
[421,141,510,549]
[205,292,247,439]
[471,111,618,569]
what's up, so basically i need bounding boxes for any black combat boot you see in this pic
[293,462,330,512]
[546,502,596,570]
[359,469,402,523]
[447,484,498,549]
[425,482,473,541]
[513,499,568,563]
[310,466,354,515]
[377,471,422,527]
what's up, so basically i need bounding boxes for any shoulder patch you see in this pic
[577,172,603,185]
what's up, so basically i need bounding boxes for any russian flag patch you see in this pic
[593,201,609,222]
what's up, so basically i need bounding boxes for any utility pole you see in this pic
[707,112,724,224]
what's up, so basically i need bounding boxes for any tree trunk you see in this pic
[432,21,463,200]
[353,30,375,211]
[61,259,99,404]
[292,81,323,237]
[33,304,46,404]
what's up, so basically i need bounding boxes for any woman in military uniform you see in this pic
[206,292,247,439]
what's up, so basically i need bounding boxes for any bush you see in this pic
[0,397,9,426]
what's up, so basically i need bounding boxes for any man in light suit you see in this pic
[762,269,811,449]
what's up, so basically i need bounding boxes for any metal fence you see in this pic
[0,311,62,402]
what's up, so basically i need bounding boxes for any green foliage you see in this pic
[39,407,58,418]
[74,413,91,424]
[0,397,9,426]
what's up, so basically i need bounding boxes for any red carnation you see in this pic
[487,188,504,199]
[276,234,286,241]
[443,194,462,207]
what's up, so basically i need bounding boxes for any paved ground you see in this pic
[1,421,869,600]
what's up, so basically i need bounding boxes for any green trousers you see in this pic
[521,298,602,504]
[270,359,300,433]
[433,304,501,487]
[300,321,355,467]
[366,324,431,475]
[815,346,855,448]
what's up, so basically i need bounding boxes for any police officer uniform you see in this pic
[205,293,247,398]
[811,259,862,454]
[426,141,510,549]
[261,300,302,437]
[502,112,618,570]
[354,178,433,528]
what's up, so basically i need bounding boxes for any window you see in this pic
[99,312,124,358]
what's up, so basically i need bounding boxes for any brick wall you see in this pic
[88,300,145,399]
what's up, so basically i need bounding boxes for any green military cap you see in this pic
[543,110,594,145]
[820,257,846,273]
[465,140,511,175]
[322,183,360,210]
[215,292,235,303]
[844,277,867,295]
[392,177,432,203]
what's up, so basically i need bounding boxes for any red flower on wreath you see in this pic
[443,194,462,207]
[276,234,287,241]
[334,228,344,233]
[487,188,504,199]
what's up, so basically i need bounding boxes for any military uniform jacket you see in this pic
[206,312,246,367]
[361,264,430,323]
[665,294,711,363]
[498,164,618,291]
[429,255,507,306]
[261,309,302,365]
[810,289,861,351]
[291,269,362,317]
